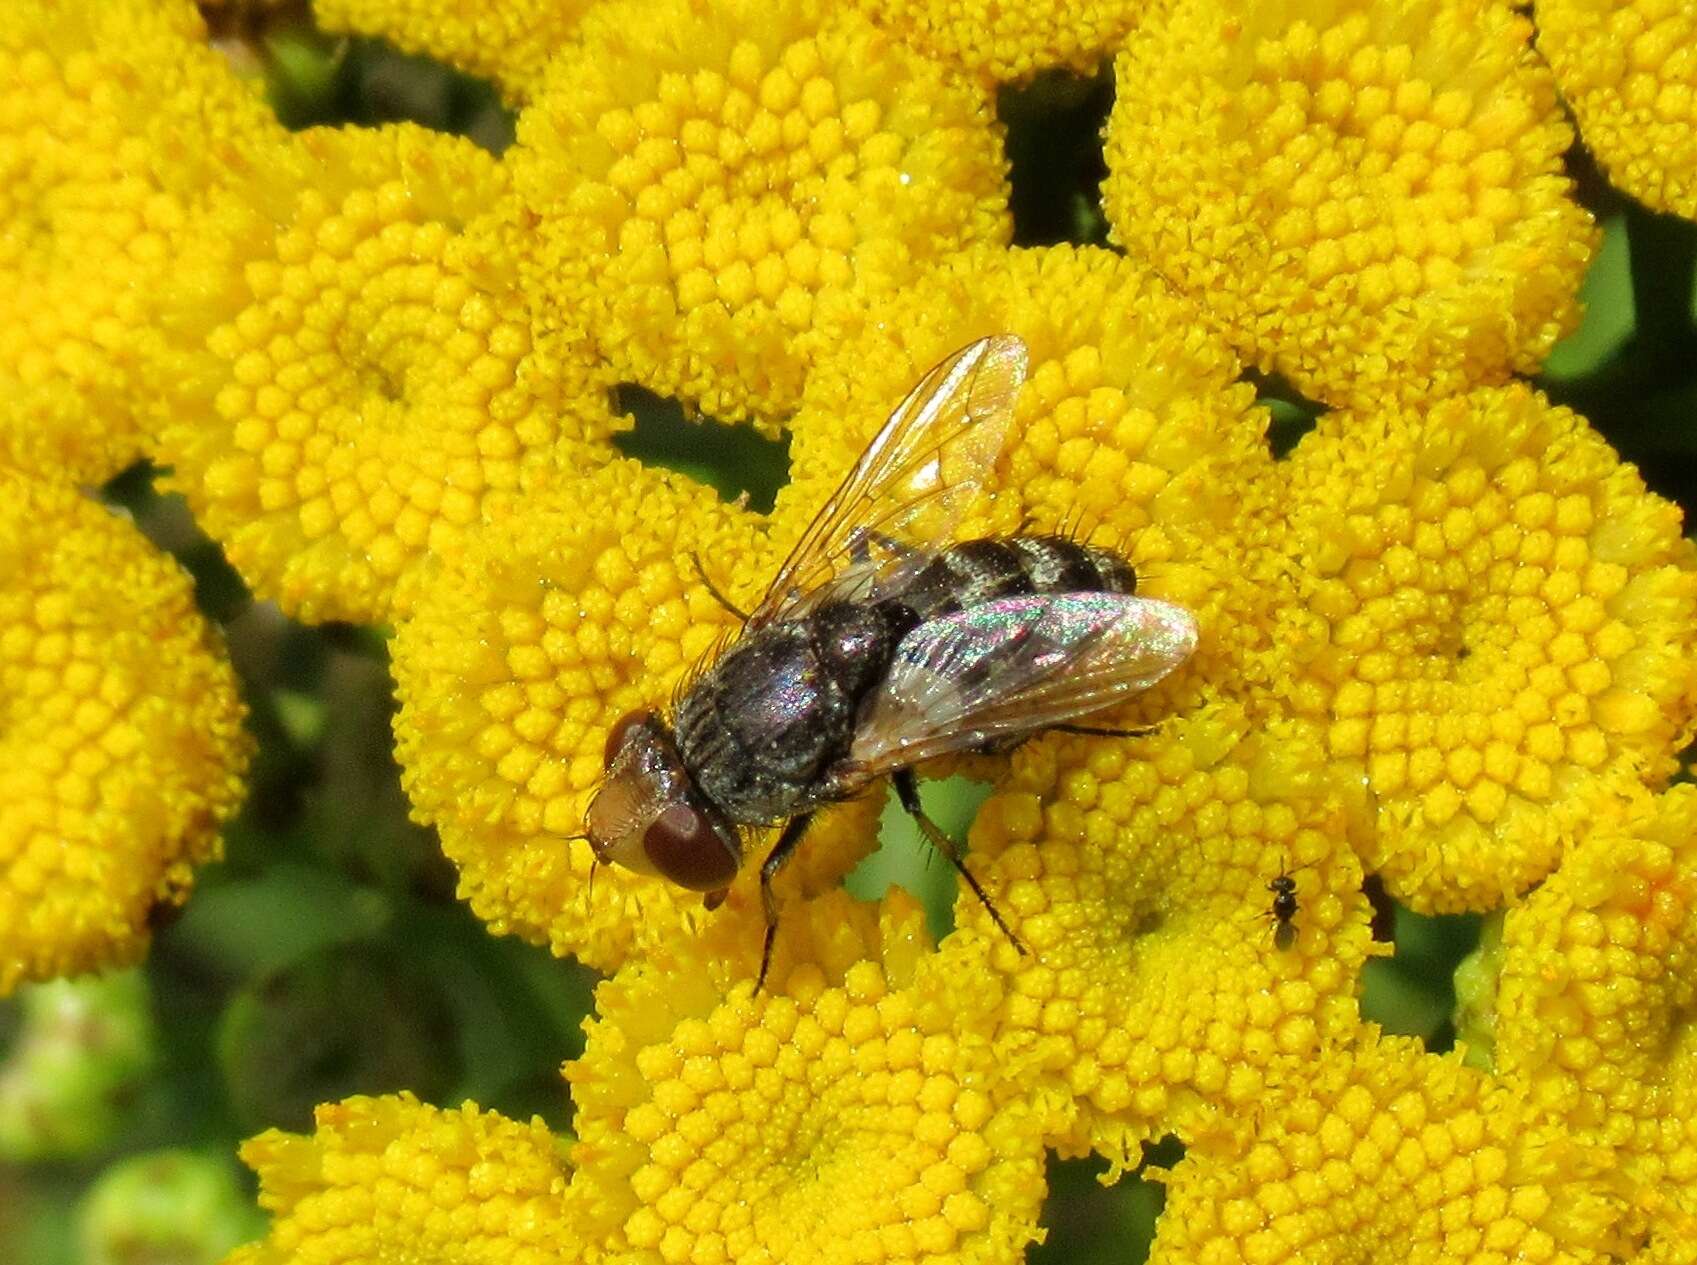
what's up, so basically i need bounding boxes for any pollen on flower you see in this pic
[1275,385,1697,912]
[956,704,1377,1161]
[849,0,1149,82]
[236,1092,575,1265]
[565,889,1048,1265]
[155,124,622,626]
[1535,0,1697,220]
[390,460,798,974]
[0,475,250,996]
[1102,0,1597,410]
[510,0,1010,429]
[0,0,285,483]
[1147,1034,1629,1263]
[314,0,597,102]
[1481,787,1697,1257]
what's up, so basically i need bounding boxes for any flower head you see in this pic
[1535,0,1697,220]
[849,0,1146,83]
[0,474,250,995]
[510,0,1010,427]
[1148,1033,1630,1264]
[951,706,1377,1162]
[234,1092,576,1265]
[565,888,1049,1265]
[155,123,620,625]
[0,0,285,483]
[312,0,596,103]
[1474,786,1697,1257]
[1274,385,1697,912]
[1102,0,1597,409]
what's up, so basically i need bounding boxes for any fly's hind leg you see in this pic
[1048,722,1159,739]
[892,769,1027,956]
[757,812,814,993]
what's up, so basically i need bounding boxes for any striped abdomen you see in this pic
[877,536,1136,627]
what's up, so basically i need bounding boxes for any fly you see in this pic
[584,335,1199,988]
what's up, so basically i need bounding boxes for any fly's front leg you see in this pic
[892,769,1027,956]
[757,812,814,993]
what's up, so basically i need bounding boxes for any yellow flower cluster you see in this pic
[1536,0,1697,220]
[510,0,1010,428]
[1276,385,1697,911]
[156,124,620,625]
[0,475,250,995]
[313,0,595,103]
[850,0,1147,82]
[0,0,285,483]
[956,708,1378,1162]
[1103,0,1597,409]
[232,1092,577,1265]
[1148,1034,1628,1263]
[1477,786,1697,1258]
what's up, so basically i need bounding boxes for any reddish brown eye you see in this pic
[642,802,739,892]
[604,709,655,768]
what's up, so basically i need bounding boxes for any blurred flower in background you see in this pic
[3,1,1697,1263]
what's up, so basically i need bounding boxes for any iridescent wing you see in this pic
[845,593,1198,775]
[747,335,1028,629]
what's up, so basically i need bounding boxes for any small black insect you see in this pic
[584,335,1198,988]
[1266,867,1300,951]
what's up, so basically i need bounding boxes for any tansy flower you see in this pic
[1146,1032,1630,1264]
[313,0,595,103]
[0,0,286,484]
[1467,786,1697,1259]
[565,888,1051,1265]
[1102,0,1597,410]
[0,473,250,996]
[231,1091,577,1265]
[950,705,1377,1163]
[391,460,824,974]
[849,0,1146,83]
[155,123,621,626]
[1535,0,1697,221]
[509,0,1010,429]
[1274,384,1697,913]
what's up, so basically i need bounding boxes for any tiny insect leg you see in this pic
[1048,723,1160,739]
[690,552,750,622]
[892,769,1027,956]
[756,812,814,993]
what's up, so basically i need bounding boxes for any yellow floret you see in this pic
[1536,0,1697,220]
[1147,1033,1629,1263]
[0,473,250,995]
[510,0,1010,428]
[1103,0,1597,409]
[1274,385,1697,912]
[850,0,1150,82]
[955,704,1378,1163]
[1476,786,1697,1259]
[0,0,286,483]
[314,0,596,102]
[236,1092,576,1265]
[156,124,621,626]
[566,888,1048,1264]
[391,460,861,974]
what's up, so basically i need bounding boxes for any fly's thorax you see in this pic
[587,711,742,891]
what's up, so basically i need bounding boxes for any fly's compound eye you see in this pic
[604,709,656,768]
[643,802,739,892]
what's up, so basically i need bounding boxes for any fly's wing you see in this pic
[747,335,1028,629]
[846,593,1198,775]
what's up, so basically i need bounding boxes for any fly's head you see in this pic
[586,710,742,893]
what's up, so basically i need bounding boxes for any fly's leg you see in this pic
[691,552,750,622]
[756,812,814,993]
[892,769,1027,956]
[1048,722,1159,739]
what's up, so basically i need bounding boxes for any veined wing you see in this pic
[748,335,1028,628]
[846,593,1198,775]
